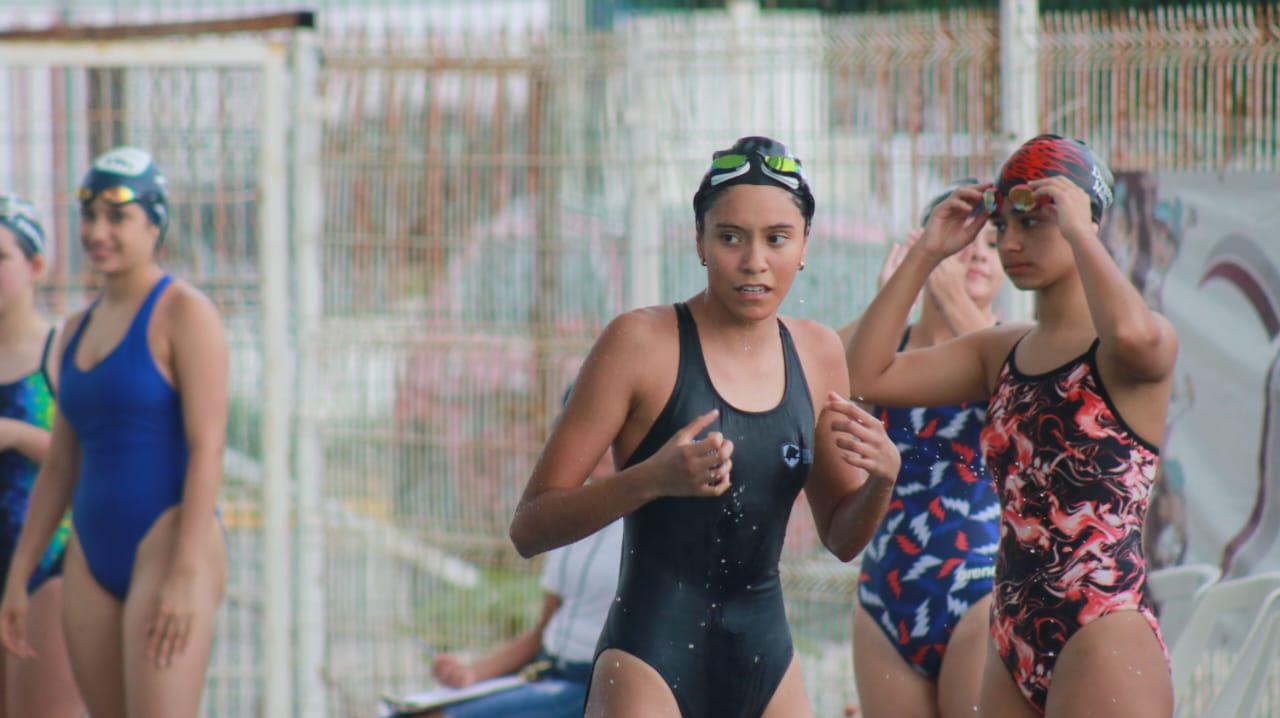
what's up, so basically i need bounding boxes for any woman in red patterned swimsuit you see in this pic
[845,135,1174,718]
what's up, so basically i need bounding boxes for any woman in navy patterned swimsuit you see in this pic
[839,181,1004,718]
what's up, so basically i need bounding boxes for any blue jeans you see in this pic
[442,656,591,718]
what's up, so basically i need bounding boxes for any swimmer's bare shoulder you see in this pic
[579,305,682,430]
[780,316,850,405]
[967,321,1035,393]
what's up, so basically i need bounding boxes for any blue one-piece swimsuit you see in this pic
[60,275,190,600]
[857,328,1000,678]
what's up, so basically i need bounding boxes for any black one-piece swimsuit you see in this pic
[590,302,815,718]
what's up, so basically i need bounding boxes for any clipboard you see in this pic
[378,660,553,717]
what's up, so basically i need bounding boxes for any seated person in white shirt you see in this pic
[431,387,622,718]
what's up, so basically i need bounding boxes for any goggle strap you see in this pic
[708,162,752,186]
[759,164,801,191]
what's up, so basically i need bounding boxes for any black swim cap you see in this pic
[692,136,815,234]
[920,178,982,227]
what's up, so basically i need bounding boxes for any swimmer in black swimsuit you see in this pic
[510,136,902,718]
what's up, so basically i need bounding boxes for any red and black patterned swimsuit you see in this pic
[979,337,1168,713]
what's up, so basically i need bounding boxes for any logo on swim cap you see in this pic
[92,147,158,179]
[1091,165,1113,209]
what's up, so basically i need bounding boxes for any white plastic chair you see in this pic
[1201,586,1280,718]
[1148,563,1220,647]
[1170,572,1280,718]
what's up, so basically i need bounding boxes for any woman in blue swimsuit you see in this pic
[0,194,83,717]
[0,148,228,718]
[838,181,1004,718]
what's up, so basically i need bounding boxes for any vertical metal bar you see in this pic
[259,43,294,718]
[1000,0,1038,321]
[291,29,327,718]
[624,43,661,312]
[1001,0,1039,141]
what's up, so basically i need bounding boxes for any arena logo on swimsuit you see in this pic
[780,442,811,469]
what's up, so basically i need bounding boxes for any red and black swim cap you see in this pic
[995,134,1114,223]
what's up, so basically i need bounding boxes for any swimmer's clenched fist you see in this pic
[822,393,900,484]
[648,408,735,497]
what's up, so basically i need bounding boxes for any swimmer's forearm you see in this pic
[847,248,937,397]
[471,627,544,682]
[168,445,222,574]
[510,463,658,558]
[822,474,896,562]
[2,421,50,464]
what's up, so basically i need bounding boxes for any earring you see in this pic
[700,258,707,267]
[799,260,806,271]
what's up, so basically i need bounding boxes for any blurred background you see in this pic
[0,0,1277,715]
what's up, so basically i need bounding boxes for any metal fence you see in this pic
[1,2,1279,716]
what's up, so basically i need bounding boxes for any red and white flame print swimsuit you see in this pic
[979,337,1168,712]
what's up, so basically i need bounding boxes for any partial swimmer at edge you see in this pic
[0,194,84,718]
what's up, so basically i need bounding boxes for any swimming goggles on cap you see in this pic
[77,184,155,205]
[983,186,1043,214]
[708,152,804,190]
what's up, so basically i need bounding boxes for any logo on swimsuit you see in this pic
[781,442,802,469]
